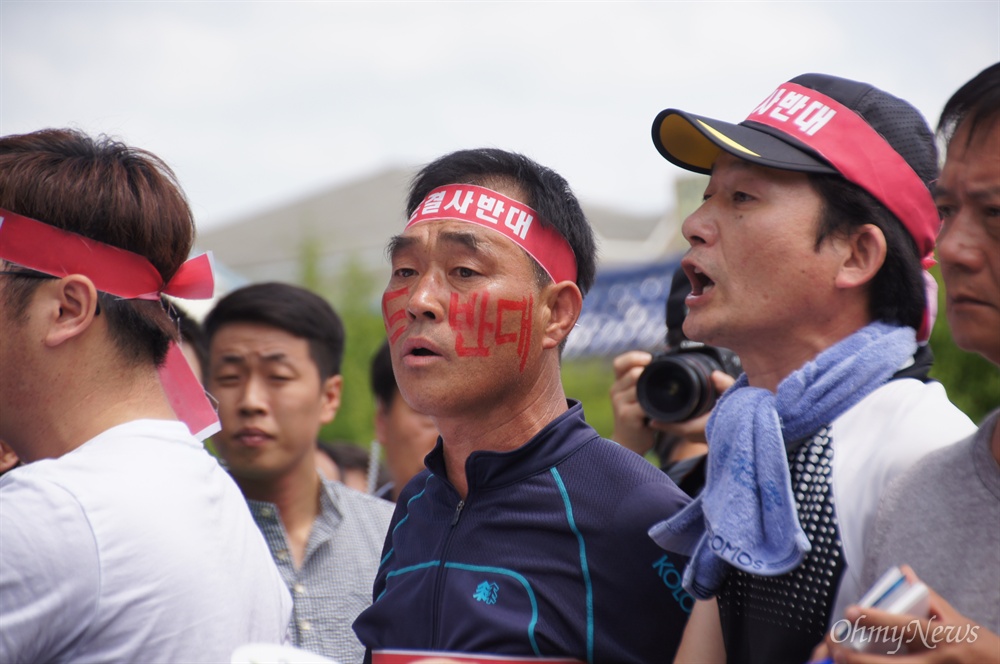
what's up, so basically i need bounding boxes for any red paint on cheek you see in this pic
[447,291,535,371]
[449,292,491,357]
[382,287,408,345]
[496,295,533,372]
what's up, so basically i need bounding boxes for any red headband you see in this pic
[406,184,578,285]
[0,208,219,439]
[745,82,940,267]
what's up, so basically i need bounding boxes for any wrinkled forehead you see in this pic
[389,220,512,258]
[209,322,315,365]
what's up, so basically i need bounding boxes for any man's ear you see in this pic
[319,374,343,425]
[0,440,20,474]
[834,224,887,290]
[540,281,583,350]
[44,275,100,348]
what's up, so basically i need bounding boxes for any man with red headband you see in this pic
[645,74,977,664]
[0,129,291,663]
[352,148,693,663]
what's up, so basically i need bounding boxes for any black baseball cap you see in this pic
[651,73,940,264]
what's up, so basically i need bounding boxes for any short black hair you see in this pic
[0,129,195,366]
[938,63,1000,147]
[804,75,939,333]
[810,175,926,330]
[203,282,345,380]
[406,148,597,296]
[370,339,397,407]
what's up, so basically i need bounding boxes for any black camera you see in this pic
[636,342,742,423]
[635,269,742,423]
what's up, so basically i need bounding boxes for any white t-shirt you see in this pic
[828,378,978,621]
[714,378,977,662]
[0,419,293,664]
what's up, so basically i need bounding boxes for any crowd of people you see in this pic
[0,63,997,664]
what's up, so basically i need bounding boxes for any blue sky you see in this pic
[2,1,997,232]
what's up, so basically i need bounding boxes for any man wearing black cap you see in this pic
[645,75,977,663]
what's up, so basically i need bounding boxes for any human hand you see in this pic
[611,352,735,456]
[818,567,999,663]
[610,350,657,456]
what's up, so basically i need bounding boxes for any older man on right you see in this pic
[646,74,977,664]
[822,63,1000,664]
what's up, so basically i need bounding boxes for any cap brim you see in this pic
[651,109,838,175]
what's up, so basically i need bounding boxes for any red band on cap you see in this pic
[406,184,578,285]
[0,207,220,439]
[745,82,939,266]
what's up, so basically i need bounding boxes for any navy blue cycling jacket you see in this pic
[353,401,694,663]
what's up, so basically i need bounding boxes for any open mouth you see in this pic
[400,334,447,363]
[402,339,444,360]
[685,265,715,296]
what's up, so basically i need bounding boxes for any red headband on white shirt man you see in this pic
[0,208,219,439]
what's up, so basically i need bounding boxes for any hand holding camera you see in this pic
[632,268,742,425]
[610,350,661,457]
[611,351,735,463]
[609,269,741,475]
[635,343,741,424]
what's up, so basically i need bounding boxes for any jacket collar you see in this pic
[424,400,598,492]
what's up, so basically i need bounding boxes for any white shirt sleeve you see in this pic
[0,471,101,664]
[829,379,976,624]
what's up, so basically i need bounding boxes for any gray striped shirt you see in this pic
[248,478,393,664]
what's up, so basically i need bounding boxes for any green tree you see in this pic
[298,233,322,292]
[561,358,616,438]
[315,257,384,448]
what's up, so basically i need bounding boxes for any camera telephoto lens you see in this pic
[636,352,723,423]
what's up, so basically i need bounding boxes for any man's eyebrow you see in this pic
[386,229,491,258]
[215,352,290,366]
[387,234,416,259]
[216,354,247,368]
